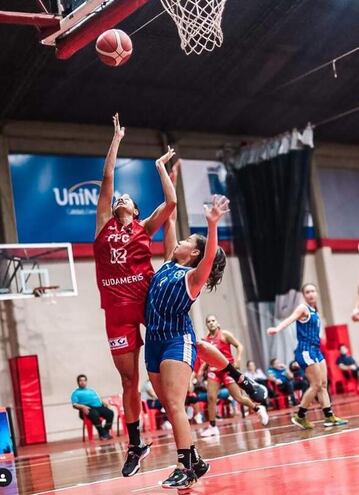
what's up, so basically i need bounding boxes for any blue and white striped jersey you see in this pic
[296,305,321,348]
[145,261,196,341]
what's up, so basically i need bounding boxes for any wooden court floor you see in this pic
[4,395,359,495]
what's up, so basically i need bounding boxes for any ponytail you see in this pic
[191,235,227,291]
[206,246,226,290]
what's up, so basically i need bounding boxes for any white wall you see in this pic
[303,251,359,361]
[328,253,359,361]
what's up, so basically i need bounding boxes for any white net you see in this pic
[160,0,227,55]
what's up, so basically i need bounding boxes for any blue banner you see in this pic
[9,155,165,243]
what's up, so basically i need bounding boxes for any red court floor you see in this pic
[34,429,359,495]
[4,396,359,495]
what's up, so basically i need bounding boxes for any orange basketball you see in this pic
[96,29,133,67]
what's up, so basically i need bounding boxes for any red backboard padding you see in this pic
[55,0,151,60]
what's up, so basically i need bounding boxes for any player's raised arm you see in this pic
[187,195,230,298]
[163,161,180,261]
[267,304,309,336]
[95,113,125,237]
[142,146,177,237]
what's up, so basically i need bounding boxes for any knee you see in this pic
[207,393,217,405]
[120,370,139,391]
[320,380,328,390]
[164,397,183,416]
[196,341,205,352]
[107,408,114,420]
[311,382,322,393]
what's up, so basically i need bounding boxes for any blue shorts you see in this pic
[145,333,197,373]
[295,346,324,370]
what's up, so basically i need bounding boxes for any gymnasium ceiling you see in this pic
[1,0,359,143]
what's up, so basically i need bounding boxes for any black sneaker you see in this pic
[100,432,113,440]
[162,467,197,489]
[193,458,210,479]
[122,444,151,477]
[239,376,268,403]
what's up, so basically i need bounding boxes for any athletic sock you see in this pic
[190,444,200,464]
[127,420,141,446]
[177,449,191,469]
[222,363,242,382]
[210,420,216,427]
[223,364,258,395]
[323,406,333,418]
[297,407,308,419]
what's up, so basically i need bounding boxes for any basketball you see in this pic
[96,29,133,67]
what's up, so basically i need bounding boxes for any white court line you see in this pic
[22,412,359,469]
[132,453,359,493]
[32,427,359,495]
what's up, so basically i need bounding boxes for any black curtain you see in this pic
[227,148,312,304]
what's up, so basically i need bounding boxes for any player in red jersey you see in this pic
[199,314,269,437]
[94,114,176,476]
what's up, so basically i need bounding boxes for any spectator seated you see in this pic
[71,374,114,441]
[267,358,307,406]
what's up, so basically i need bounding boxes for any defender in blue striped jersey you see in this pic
[267,283,347,430]
[145,261,196,343]
[145,194,229,490]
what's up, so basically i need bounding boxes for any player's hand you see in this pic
[204,195,230,225]
[82,406,90,416]
[351,308,359,322]
[267,327,279,336]
[156,146,176,167]
[113,113,125,140]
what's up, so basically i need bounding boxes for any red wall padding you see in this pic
[9,355,47,445]
[325,324,352,353]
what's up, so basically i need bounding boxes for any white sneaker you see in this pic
[194,413,203,424]
[256,405,269,426]
[160,420,172,430]
[186,406,194,420]
[200,425,220,437]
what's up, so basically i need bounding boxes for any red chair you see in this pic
[270,382,289,409]
[82,414,114,442]
[325,350,358,394]
[141,401,158,432]
[217,398,233,418]
[107,395,127,436]
[82,415,95,441]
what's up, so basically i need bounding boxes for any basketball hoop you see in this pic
[160,0,227,55]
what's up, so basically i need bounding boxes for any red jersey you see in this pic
[204,328,234,369]
[94,217,154,309]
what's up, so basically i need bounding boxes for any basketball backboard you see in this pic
[0,243,77,301]
[0,0,150,59]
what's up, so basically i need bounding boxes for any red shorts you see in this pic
[207,369,235,386]
[104,303,144,355]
